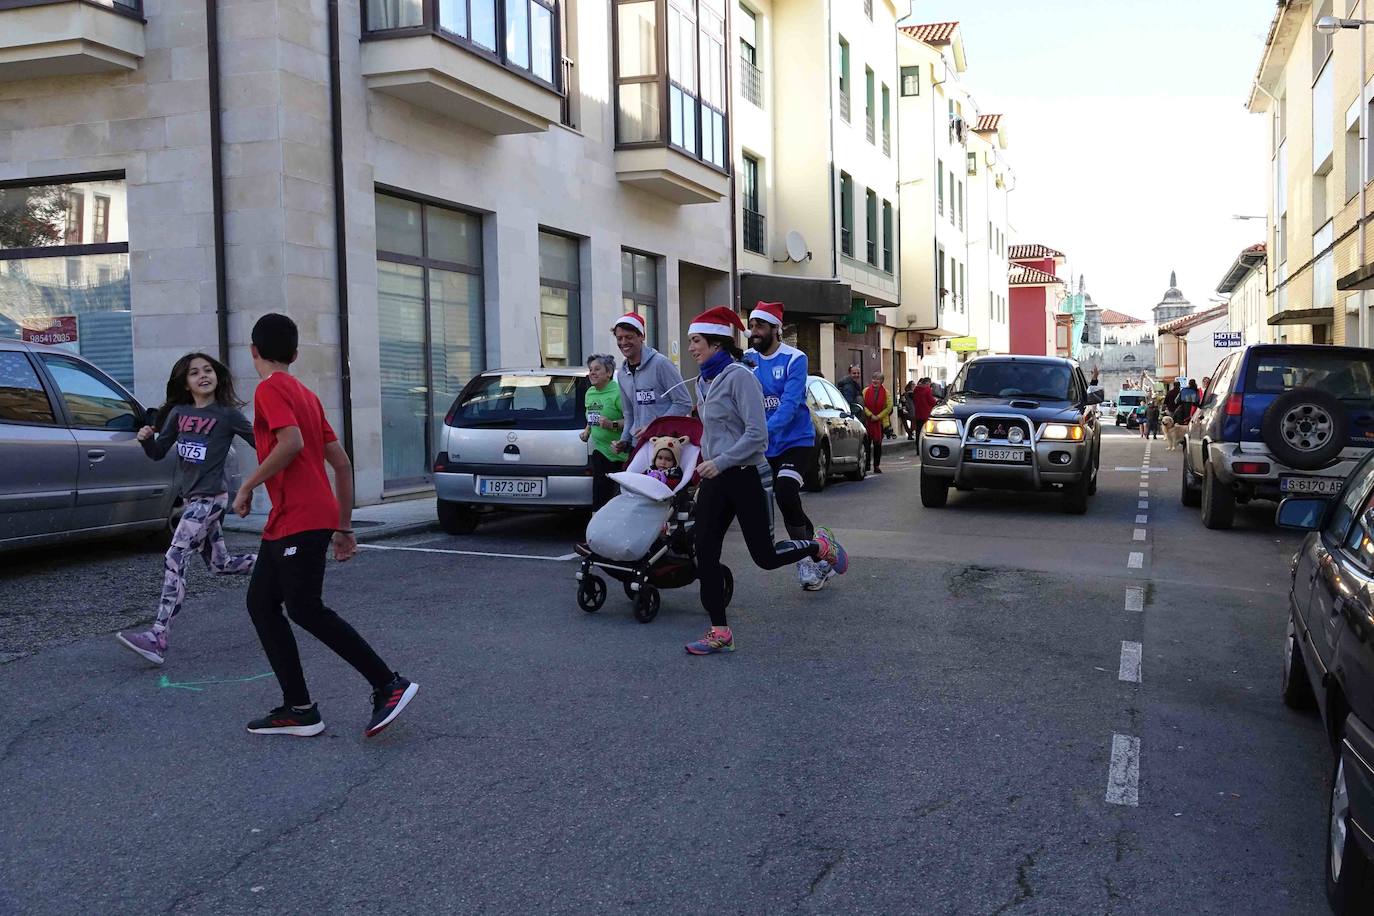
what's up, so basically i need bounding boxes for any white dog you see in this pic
[1162,415,1188,450]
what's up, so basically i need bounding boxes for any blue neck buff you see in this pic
[699,348,734,382]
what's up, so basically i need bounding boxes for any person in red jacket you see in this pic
[912,377,937,439]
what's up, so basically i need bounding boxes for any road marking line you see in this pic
[1106,734,1141,807]
[1125,587,1144,611]
[358,544,577,562]
[1133,528,1146,541]
[1138,490,1149,497]
[1127,552,1144,569]
[1135,514,1148,524]
[1138,500,1149,509]
[1119,641,1142,682]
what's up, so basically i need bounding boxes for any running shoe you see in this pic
[115,630,167,666]
[246,704,326,737]
[797,558,821,590]
[685,627,735,655]
[814,527,849,575]
[365,673,419,737]
[805,560,836,591]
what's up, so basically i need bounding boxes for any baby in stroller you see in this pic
[574,417,735,623]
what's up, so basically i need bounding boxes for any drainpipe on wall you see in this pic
[205,0,228,363]
[327,0,355,465]
[1360,0,1368,348]
[726,1,739,310]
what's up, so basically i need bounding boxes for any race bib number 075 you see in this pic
[176,440,208,463]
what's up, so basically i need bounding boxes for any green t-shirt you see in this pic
[585,381,626,462]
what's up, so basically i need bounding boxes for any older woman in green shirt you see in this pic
[581,353,627,510]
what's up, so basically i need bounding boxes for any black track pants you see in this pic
[767,446,815,541]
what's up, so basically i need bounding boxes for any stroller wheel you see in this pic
[633,586,661,624]
[722,565,734,609]
[577,575,607,613]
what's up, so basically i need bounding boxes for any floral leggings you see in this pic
[154,494,256,633]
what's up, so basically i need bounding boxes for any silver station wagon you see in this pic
[0,339,178,552]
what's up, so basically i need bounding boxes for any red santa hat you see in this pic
[612,312,646,337]
[688,306,746,338]
[749,301,784,327]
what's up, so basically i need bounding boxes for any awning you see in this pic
[1339,264,1374,291]
[1267,307,1334,326]
[740,272,853,318]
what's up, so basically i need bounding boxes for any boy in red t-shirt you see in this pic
[233,313,418,738]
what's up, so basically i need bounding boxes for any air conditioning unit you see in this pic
[966,152,977,176]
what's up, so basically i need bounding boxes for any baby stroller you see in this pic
[574,415,733,623]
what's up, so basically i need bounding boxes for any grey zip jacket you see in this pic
[697,360,769,470]
[617,345,692,443]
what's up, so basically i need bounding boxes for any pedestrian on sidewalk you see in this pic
[898,381,916,440]
[580,353,625,511]
[912,377,937,440]
[837,365,864,418]
[233,313,418,738]
[1163,380,1180,415]
[861,372,892,473]
[611,313,692,455]
[683,306,849,656]
[745,301,833,591]
[116,353,257,666]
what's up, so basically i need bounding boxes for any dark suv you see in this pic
[1182,345,1374,529]
[919,355,1103,513]
[1278,456,1374,913]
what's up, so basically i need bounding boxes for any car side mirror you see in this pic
[1276,496,1331,531]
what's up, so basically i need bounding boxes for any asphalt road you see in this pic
[0,427,1333,914]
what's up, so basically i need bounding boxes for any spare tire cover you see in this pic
[1261,387,1348,470]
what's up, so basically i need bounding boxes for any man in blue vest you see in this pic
[745,301,832,591]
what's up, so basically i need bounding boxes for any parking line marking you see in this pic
[1119,641,1142,682]
[1125,587,1144,611]
[1106,734,1141,807]
[1127,552,1144,569]
[1133,528,1147,541]
[358,544,577,562]
[1135,514,1148,524]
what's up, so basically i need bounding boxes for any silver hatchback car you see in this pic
[0,339,178,552]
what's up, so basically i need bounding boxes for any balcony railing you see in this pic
[866,116,874,144]
[743,208,765,254]
[740,55,763,108]
[560,56,575,128]
[839,92,849,122]
[883,133,890,156]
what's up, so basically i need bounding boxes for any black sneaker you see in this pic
[246,704,325,737]
[365,674,419,738]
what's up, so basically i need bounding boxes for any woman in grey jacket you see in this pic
[684,307,849,656]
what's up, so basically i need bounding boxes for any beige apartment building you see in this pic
[1218,242,1269,345]
[0,0,735,502]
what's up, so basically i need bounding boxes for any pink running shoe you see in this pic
[685,627,735,655]
[813,527,849,575]
[116,630,167,665]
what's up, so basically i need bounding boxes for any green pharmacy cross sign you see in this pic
[845,301,876,334]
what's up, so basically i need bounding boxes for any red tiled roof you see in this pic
[1098,309,1145,326]
[1158,303,1230,335]
[900,22,959,44]
[973,114,1002,133]
[1008,243,1065,261]
[1009,264,1063,286]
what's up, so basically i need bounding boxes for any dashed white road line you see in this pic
[1127,552,1144,569]
[1138,489,1149,497]
[1133,528,1147,541]
[1125,587,1144,611]
[358,544,577,562]
[1135,514,1148,524]
[1119,641,1143,683]
[1138,499,1149,509]
[1106,734,1141,806]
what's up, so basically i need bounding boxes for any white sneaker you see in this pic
[805,560,836,591]
[798,558,821,590]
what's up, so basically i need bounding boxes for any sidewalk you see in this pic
[222,493,439,542]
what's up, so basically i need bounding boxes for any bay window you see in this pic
[365,0,560,89]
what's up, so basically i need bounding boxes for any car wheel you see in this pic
[846,448,867,482]
[1181,459,1202,507]
[920,470,949,508]
[1281,612,1316,710]
[805,444,830,492]
[437,499,480,535]
[1265,387,1349,471]
[1201,463,1235,530]
[1087,447,1100,495]
[1327,742,1374,913]
[1063,471,1091,515]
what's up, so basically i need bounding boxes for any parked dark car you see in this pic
[802,374,867,491]
[1183,344,1374,529]
[1278,452,1374,913]
[919,355,1103,513]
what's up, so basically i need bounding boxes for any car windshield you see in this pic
[1117,393,1144,407]
[1247,351,1374,400]
[449,374,585,429]
[953,361,1073,400]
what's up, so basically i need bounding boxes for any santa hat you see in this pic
[749,301,784,327]
[612,312,646,337]
[688,306,745,338]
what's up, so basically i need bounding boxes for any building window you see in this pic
[1313,57,1334,172]
[1315,219,1334,312]
[365,0,560,88]
[0,176,133,390]
[936,160,944,215]
[538,231,581,367]
[374,191,485,487]
[956,180,964,230]
[838,36,850,122]
[881,84,890,155]
[900,65,919,97]
[622,249,660,347]
[882,199,893,273]
[739,4,762,108]
[742,154,765,254]
[865,189,878,266]
[1313,0,1334,80]
[948,171,955,224]
[839,172,853,256]
[958,262,965,311]
[865,66,875,144]
[613,0,728,170]
[937,245,946,307]
[863,0,871,19]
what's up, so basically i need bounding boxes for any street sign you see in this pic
[1213,330,1243,348]
[21,315,78,347]
[950,336,978,352]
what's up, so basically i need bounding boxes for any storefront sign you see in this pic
[949,336,978,352]
[1213,331,1243,348]
[21,315,78,347]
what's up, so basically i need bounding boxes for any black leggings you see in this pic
[767,446,815,541]
[247,529,393,707]
[694,465,818,628]
[589,450,623,511]
[865,436,882,471]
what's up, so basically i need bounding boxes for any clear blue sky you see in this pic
[900,0,1274,319]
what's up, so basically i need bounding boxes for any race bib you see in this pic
[635,390,657,405]
[587,411,603,426]
[762,395,781,413]
[176,439,208,463]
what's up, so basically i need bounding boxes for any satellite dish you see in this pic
[784,230,811,263]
